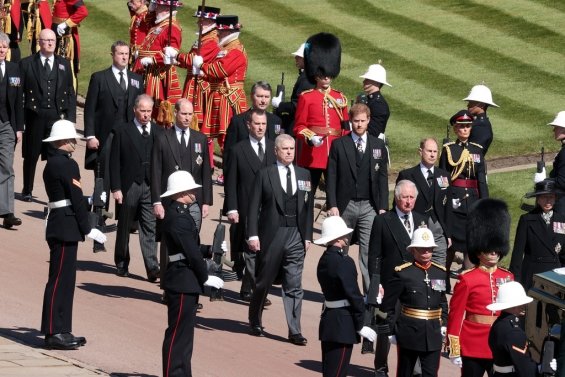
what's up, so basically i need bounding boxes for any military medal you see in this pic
[195,143,202,153]
[431,279,446,291]
[495,277,513,286]
[373,148,381,159]
[553,222,565,234]
[8,77,20,86]
[471,153,481,163]
[436,176,449,188]
[556,243,562,254]
[58,64,65,71]
[196,155,203,165]
[374,163,380,171]
[423,271,430,286]
[130,78,140,89]
[274,124,281,134]
[174,165,179,170]
[298,180,311,192]
[304,192,308,203]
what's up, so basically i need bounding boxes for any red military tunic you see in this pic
[52,0,88,73]
[133,17,183,110]
[199,37,247,139]
[294,88,348,169]
[177,29,220,128]
[129,4,153,63]
[447,265,514,359]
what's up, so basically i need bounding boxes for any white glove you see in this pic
[551,358,557,372]
[450,357,463,368]
[193,55,204,69]
[358,326,377,342]
[221,240,228,253]
[441,326,447,337]
[140,57,153,67]
[388,335,397,344]
[100,191,107,204]
[163,46,179,59]
[57,22,68,36]
[204,275,224,289]
[271,92,283,108]
[87,228,107,243]
[163,55,172,65]
[310,135,323,147]
[534,167,546,183]
[376,284,384,304]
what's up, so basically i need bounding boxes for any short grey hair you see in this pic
[0,32,9,46]
[275,134,294,149]
[134,94,154,108]
[395,180,418,200]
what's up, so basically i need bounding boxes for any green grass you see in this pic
[66,0,564,169]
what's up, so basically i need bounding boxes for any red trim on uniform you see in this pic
[335,345,347,377]
[49,242,66,334]
[165,293,184,377]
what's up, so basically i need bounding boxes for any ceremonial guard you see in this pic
[315,216,376,377]
[127,0,153,68]
[538,111,565,214]
[439,109,488,270]
[160,170,223,377]
[380,227,448,377]
[1,0,23,62]
[487,281,556,377]
[359,62,391,138]
[51,0,89,86]
[133,0,183,124]
[464,84,498,156]
[23,0,52,55]
[294,32,348,194]
[510,179,565,290]
[41,120,107,350]
[447,198,514,376]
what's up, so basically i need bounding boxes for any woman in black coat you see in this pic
[510,179,565,290]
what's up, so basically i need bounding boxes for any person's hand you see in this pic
[377,284,384,304]
[310,135,323,147]
[221,240,228,253]
[388,335,396,345]
[163,46,179,59]
[534,168,546,183]
[113,190,123,204]
[247,239,260,252]
[327,207,339,216]
[447,237,452,248]
[441,327,447,337]
[271,91,283,108]
[227,212,239,224]
[140,57,153,67]
[358,326,377,342]
[450,357,463,368]
[87,228,107,243]
[153,203,165,219]
[16,131,22,144]
[305,240,311,252]
[202,204,209,218]
[86,138,99,150]
[57,22,68,36]
[204,275,224,289]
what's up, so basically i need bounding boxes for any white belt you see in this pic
[493,365,515,373]
[169,253,186,262]
[48,199,72,209]
[324,299,350,309]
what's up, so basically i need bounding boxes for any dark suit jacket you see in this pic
[326,134,388,214]
[19,53,76,121]
[110,120,160,195]
[224,138,276,217]
[223,109,282,157]
[396,165,453,238]
[550,145,565,213]
[367,210,428,295]
[1,61,24,133]
[151,127,212,206]
[84,67,144,169]
[247,164,314,249]
[510,210,565,290]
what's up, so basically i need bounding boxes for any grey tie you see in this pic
[119,71,126,91]
[44,58,51,75]
[357,138,363,154]
[427,169,434,187]
[257,142,264,162]
[0,63,4,82]
[403,214,411,234]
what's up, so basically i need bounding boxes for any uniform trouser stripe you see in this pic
[165,293,184,377]
[335,345,347,377]
[49,242,65,334]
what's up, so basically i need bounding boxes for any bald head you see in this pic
[38,29,56,57]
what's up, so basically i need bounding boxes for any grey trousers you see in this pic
[0,121,15,216]
[428,218,447,266]
[341,200,376,294]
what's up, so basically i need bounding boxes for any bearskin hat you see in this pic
[304,32,341,83]
[467,198,510,265]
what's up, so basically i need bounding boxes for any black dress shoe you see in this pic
[116,267,129,277]
[375,367,389,377]
[263,298,272,307]
[65,333,86,346]
[147,269,160,282]
[45,334,80,350]
[288,333,307,345]
[361,338,375,354]
[21,193,32,202]
[249,325,264,337]
[3,214,22,228]
[239,292,252,301]
[197,303,203,310]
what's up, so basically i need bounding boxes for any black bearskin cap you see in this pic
[467,198,510,265]
[304,32,341,82]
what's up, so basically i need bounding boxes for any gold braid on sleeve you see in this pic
[448,335,461,358]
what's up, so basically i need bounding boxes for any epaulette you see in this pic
[469,142,483,149]
[395,262,412,272]
[301,89,314,95]
[498,266,511,273]
[459,267,476,275]
[443,141,455,147]
[431,262,446,271]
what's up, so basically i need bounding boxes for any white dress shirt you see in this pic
[111,65,128,89]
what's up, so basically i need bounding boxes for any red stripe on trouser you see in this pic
[335,344,347,377]
[165,293,184,377]
[49,242,65,334]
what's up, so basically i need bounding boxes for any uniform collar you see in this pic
[478,264,498,273]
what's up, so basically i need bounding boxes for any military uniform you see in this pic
[439,140,488,252]
[41,149,91,336]
[274,69,315,135]
[317,245,365,377]
[366,91,390,138]
[380,261,448,377]
[128,2,153,67]
[550,143,565,214]
[469,114,493,156]
[447,266,514,376]
[488,312,539,377]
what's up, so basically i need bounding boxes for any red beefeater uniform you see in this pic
[129,3,153,65]
[25,0,53,54]
[294,88,348,169]
[177,29,220,128]
[52,0,88,75]
[133,16,183,112]
[447,265,514,360]
[199,36,247,143]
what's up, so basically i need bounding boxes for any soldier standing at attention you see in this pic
[127,0,153,68]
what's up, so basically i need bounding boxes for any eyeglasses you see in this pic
[39,39,56,43]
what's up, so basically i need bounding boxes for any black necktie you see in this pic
[142,124,148,137]
[258,142,264,162]
[180,130,187,157]
[119,71,126,91]
[403,214,411,234]
[0,63,4,82]
[44,58,51,75]
[427,169,434,187]
[286,166,292,195]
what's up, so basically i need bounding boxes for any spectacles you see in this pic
[39,39,56,43]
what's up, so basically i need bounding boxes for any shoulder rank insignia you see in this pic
[443,141,455,147]
[301,89,314,95]
[431,262,446,271]
[498,266,511,273]
[460,267,475,275]
[469,142,483,149]
[511,343,528,355]
[395,262,412,272]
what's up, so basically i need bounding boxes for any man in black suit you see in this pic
[326,103,388,294]
[110,94,160,281]
[20,28,76,202]
[396,137,452,266]
[0,32,24,228]
[224,108,276,300]
[151,98,212,279]
[223,81,283,158]
[84,40,144,207]
[247,134,313,345]
[368,180,428,377]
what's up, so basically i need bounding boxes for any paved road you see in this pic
[0,108,462,376]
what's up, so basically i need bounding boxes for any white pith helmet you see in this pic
[42,120,78,142]
[292,43,306,58]
[486,281,532,311]
[360,63,392,87]
[548,111,565,128]
[161,170,201,198]
[406,228,437,250]
[463,84,499,107]
[314,216,353,245]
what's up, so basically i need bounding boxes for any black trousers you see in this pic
[321,341,353,377]
[41,240,78,335]
[462,357,494,377]
[162,292,199,377]
[308,167,325,196]
[396,347,441,377]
